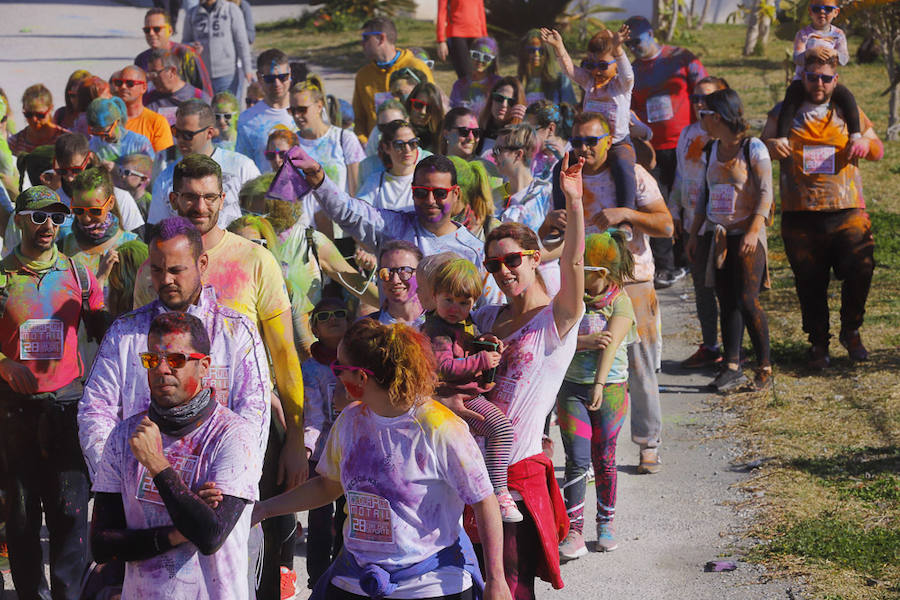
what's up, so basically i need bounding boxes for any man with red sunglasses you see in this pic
[0,186,108,600]
[113,65,174,153]
[135,7,214,98]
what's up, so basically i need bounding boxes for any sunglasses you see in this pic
[290,104,314,117]
[54,153,92,176]
[171,125,210,141]
[810,4,837,13]
[215,112,234,122]
[118,166,149,181]
[570,134,609,149]
[18,211,67,226]
[409,98,429,110]
[112,78,144,88]
[90,120,118,138]
[24,110,50,120]
[454,126,481,140]
[689,93,709,104]
[330,359,374,378]
[312,309,348,323]
[391,138,419,151]
[804,71,836,84]
[528,46,545,55]
[140,351,207,369]
[491,93,514,106]
[265,149,287,160]
[142,26,166,34]
[174,192,222,204]
[581,59,613,71]
[484,250,538,274]
[378,265,416,282]
[411,185,458,201]
[624,39,641,49]
[470,50,495,63]
[584,265,610,275]
[361,31,383,40]
[72,194,113,217]
[261,73,290,84]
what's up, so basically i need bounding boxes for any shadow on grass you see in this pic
[787,445,900,480]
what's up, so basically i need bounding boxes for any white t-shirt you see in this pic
[495,178,552,234]
[317,399,493,599]
[93,402,260,600]
[147,147,260,228]
[298,126,366,194]
[357,169,415,213]
[582,165,663,283]
[235,101,298,172]
[573,53,634,144]
[473,303,582,464]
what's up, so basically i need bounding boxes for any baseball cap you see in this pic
[625,16,654,38]
[15,185,71,214]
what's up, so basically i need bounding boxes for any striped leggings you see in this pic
[464,395,514,491]
[556,380,628,533]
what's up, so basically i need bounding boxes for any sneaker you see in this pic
[712,367,749,393]
[807,343,830,370]
[637,448,661,474]
[558,529,588,561]
[839,330,869,362]
[280,566,298,600]
[654,270,676,289]
[681,345,723,369]
[672,266,689,282]
[752,366,773,391]
[496,490,524,523]
[596,522,618,552]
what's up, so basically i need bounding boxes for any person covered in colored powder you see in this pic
[135,7,214,98]
[7,84,70,156]
[212,91,240,151]
[90,312,262,599]
[517,30,577,106]
[86,97,156,167]
[0,186,108,600]
[450,36,502,116]
[112,65,174,153]
[369,239,425,327]
[557,230,637,560]
[357,120,421,213]
[253,317,513,600]
[114,153,154,220]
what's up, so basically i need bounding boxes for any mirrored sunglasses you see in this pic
[140,351,207,369]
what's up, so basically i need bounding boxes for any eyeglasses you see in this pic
[484,250,538,274]
[140,351,207,369]
[264,149,287,161]
[810,4,837,13]
[330,359,374,378]
[90,120,118,138]
[491,93,514,106]
[289,104,314,117]
[409,98,429,111]
[147,68,168,79]
[261,73,290,84]
[72,194,113,217]
[570,134,609,149]
[391,138,419,151]
[54,153,92,176]
[174,192,222,203]
[118,166,149,181]
[454,126,481,139]
[112,78,144,88]
[804,71,836,84]
[689,93,709,104]
[411,185,458,201]
[142,26,166,34]
[377,266,416,282]
[24,110,50,120]
[215,112,234,122]
[470,50,495,63]
[580,59,613,71]
[18,211,67,226]
[312,309,348,323]
[697,109,717,117]
[171,125,211,141]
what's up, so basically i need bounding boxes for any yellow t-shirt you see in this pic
[134,231,291,326]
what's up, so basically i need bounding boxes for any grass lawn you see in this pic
[257,17,899,600]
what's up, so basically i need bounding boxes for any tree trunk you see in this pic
[888,45,899,140]
[653,0,667,29]
[744,3,760,56]
[757,10,772,53]
[698,0,711,29]
[686,0,695,29]
[666,0,679,41]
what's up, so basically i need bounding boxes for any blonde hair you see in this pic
[432,258,483,300]
[290,75,325,104]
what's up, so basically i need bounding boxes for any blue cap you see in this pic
[625,16,653,38]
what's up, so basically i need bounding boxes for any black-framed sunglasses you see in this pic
[142,26,166,34]
[804,71,836,84]
[215,112,234,122]
[570,134,609,149]
[454,126,481,139]
[391,138,419,151]
[312,309,348,323]
[810,4,837,13]
[580,59,613,71]
[171,125,210,141]
[377,266,416,282]
[689,93,709,104]
[18,211,67,226]
[265,149,287,161]
[484,250,537,274]
[491,93,514,106]
[261,73,291,84]
[140,351,207,369]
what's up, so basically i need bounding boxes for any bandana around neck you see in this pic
[149,387,215,437]
[15,244,59,273]
[584,283,620,310]
[74,212,118,246]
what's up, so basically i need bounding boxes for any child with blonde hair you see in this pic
[421,257,522,522]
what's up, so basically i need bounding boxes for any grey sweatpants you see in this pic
[624,280,662,449]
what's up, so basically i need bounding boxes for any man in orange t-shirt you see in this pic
[762,48,883,369]
[112,65,174,152]
[435,0,487,79]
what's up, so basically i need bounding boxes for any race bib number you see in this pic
[136,452,200,506]
[709,184,737,216]
[646,95,674,123]
[374,92,394,110]
[203,365,230,405]
[347,491,394,543]
[802,145,836,175]
[578,312,608,336]
[19,319,63,361]
[583,98,617,122]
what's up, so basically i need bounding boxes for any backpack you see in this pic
[699,137,774,227]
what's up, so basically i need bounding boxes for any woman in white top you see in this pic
[357,120,420,213]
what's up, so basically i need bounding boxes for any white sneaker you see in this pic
[496,490,524,523]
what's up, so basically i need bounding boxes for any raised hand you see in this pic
[540,28,565,52]
[559,152,585,201]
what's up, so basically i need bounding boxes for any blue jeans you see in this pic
[211,72,239,96]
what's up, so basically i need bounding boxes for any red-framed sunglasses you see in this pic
[54,153,92,176]
[484,250,537,274]
[411,185,458,201]
[140,352,207,369]
[330,360,374,378]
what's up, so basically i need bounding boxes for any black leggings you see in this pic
[447,37,475,79]
[708,232,770,368]
[777,80,859,138]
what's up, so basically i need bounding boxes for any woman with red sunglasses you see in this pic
[404,82,445,154]
[254,318,512,600]
[464,154,585,599]
[8,84,70,156]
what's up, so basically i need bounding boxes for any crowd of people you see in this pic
[0,0,885,598]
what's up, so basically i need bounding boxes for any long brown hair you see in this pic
[484,222,546,292]
[478,76,526,134]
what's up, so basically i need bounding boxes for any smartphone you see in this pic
[472,340,499,384]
